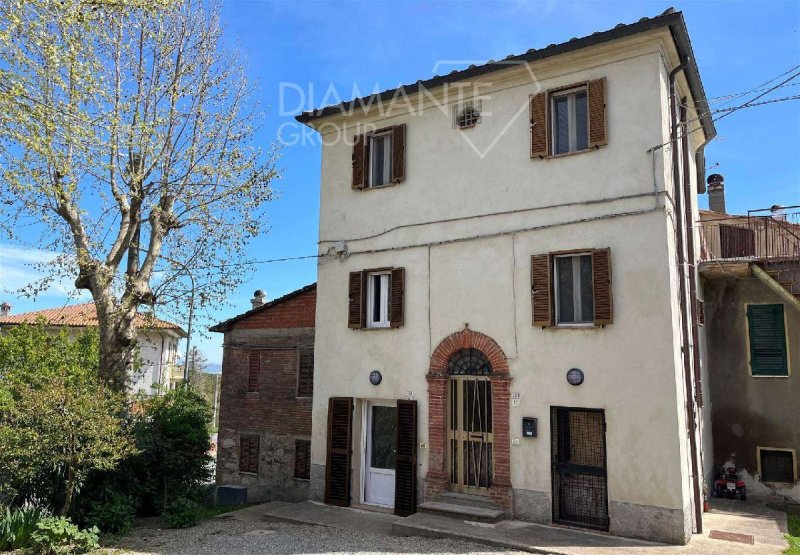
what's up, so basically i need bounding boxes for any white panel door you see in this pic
[364,402,397,507]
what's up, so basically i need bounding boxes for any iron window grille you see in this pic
[447,348,492,376]
[453,100,482,129]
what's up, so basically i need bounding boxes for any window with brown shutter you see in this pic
[349,267,405,329]
[297,348,314,398]
[325,397,353,506]
[531,249,613,327]
[353,125,406,189]
[247,351,260,392]
[239,434,260,473]
[294,439,311,480]
[530,78,607,159]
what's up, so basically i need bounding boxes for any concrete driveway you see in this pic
[109,496,790,555]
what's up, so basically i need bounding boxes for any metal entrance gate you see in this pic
[446,348,494,495]
[551,407,609,530]
[449,377,493,493]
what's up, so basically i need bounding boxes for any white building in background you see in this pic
[0,301,186,395]
[297,8,716,545]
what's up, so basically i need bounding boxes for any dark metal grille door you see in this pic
[449,377,493,493]
[551,407,608,530]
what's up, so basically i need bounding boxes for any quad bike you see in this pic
[715,463,747,500]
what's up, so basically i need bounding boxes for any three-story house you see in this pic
[298,8,715,544]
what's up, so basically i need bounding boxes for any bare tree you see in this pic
[0,0,278,389]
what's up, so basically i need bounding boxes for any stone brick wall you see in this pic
[215,287,315,503]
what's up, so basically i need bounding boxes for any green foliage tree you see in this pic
[0,323,135,514]
[0,0,278,390]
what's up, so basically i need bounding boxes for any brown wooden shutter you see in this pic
[348,271,365,328]
[592,248,613,325]
[247,351,260,392]
[531,254,553,326]
[294,439,311,480]
[530,92,548,158]
[325,397,353,506]
[352,134,367,189]
[389,267,405,328]
[297,348,314,397]
[391,124,406,183]
[587,78,607,148]
[394,399,417,517]
[239,435,260,473]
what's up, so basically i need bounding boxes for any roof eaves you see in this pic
[295,8,715,141]
[209,283,316,333]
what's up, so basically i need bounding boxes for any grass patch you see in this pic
[785,512,800,555]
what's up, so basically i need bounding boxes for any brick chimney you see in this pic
[250,290,266,309]
[0,302,10,317]
[707,174,726,214]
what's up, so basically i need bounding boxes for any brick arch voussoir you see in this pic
[429,328,509,375]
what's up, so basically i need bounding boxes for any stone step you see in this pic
[417,500,505,523]
[438,491,500,509]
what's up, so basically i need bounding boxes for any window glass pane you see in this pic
[383,135,392,183]
[575,92,588,151]
[370,406,397,469]
[372,274,382,323]
[580,254,594,322]
[554,96,569,155]
[371,136,386,186]
[557,257,574,322]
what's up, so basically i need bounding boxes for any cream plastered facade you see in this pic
[308,27,710,544]
[131,330,182,395]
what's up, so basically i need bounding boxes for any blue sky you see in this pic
[2,0,799,366]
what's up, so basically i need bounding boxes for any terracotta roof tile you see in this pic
[0,302,186,336]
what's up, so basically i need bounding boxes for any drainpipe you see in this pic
[669,57,703,535]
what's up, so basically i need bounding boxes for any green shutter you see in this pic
[747,304,788,376]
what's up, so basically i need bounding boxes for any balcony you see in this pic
[698,207,800,264]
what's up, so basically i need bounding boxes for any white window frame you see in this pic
[756,446,797,484]
[366,271,390,328]
[368,131,393,188]
[550,87,588,155]
[553,253,594,327]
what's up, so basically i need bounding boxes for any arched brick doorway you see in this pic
[426,327,512,513]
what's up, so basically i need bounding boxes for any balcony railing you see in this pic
[698,207,800,263]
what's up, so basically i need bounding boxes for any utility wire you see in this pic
[649,71,800,152]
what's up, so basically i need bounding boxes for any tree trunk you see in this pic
[61,464,74,516]
[94,294,139,391]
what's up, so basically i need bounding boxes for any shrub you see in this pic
[161,497,201,529]
[0,504,48,551]
[133,384,212,512]
[0,323,135,515]
[84,492,135,535]
[30,516,99,555]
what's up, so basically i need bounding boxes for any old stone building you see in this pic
[211,283,316,502]
[698,182,800,502]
